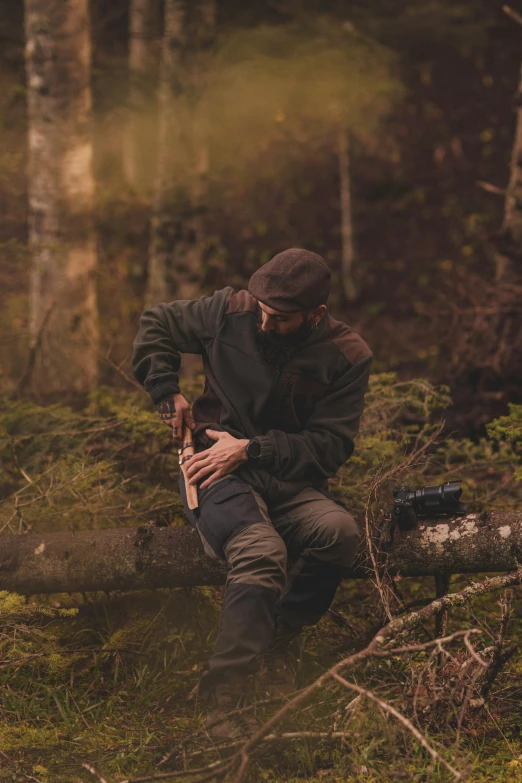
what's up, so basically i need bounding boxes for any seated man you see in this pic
[132,248,372,738]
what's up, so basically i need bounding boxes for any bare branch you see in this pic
[481,589,517,698]
[102,353,143,392]
[121,759,232,783]
[381,571,521,646]
[476,179,506,196]
[330,672,465,781]
[503,5,522,27]
[209,573,520,783]
[17,298,56,394]
[82,764,109,783]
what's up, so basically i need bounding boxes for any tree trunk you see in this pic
[2,510,521,595]
[338,126,358,302]
[24,0,99,393]
[124,0,160,191]
[494,21,522,282]
[145,0,215,310]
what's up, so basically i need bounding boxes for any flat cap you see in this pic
[247,248,331,312]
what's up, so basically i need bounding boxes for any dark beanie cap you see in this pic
[247,248,331,312]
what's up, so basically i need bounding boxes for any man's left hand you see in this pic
[185,430,249,489]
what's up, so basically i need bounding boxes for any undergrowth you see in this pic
[0,374,521,782]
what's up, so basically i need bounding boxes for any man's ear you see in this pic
[310,304,327,321]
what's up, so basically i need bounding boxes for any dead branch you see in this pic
[330,671,464,781]
[82,763,109,783]
[434,572,451,639]
[476,179,506,196]
[481,589,517,698]
[503,5,522,27]
[361,420,446,623]
[380,572,521,646]
[121,758,233,783]
[17,298,56,394]
[176,573,521,783]
[102,351,143,392]
[4,510,522,595]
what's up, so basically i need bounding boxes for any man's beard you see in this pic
[255,311,314,367]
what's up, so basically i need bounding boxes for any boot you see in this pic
[262,621,301,698]
[201,583,279,689]
[204,676,259,740]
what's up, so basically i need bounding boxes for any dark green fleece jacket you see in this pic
[132,287,372,506]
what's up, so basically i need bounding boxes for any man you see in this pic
[132,248,372,738]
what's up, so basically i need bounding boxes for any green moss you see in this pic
[0,724,61,752]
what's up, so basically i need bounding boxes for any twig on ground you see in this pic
[455,658,488,746]
[463,635,489,669]
[330,672,465,781]
[121,758,233,783]
[158,692,306,767]
[82,763,109,783]
[481,589,516,699]
[183,571,521,783]
[157,632,479,783]
[327,607,357,632]
[434,573,451,639]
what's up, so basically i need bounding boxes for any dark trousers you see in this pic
[180,476,359,693]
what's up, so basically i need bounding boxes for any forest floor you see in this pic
[1,578,522,783]
[1,380,521,782]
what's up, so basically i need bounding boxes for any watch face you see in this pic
[248,439,261,459]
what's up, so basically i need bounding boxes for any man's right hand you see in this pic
[156,394,195,443]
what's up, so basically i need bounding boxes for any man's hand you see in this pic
[156,394,195,444]
[185,429,249,489]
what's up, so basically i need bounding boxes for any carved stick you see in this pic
[178,423,199,510]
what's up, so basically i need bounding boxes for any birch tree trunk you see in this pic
[24,0,99,393]
[1,510,521,595]
[145,0,215,309]
[338,126,358,302]
[124,0,160,191]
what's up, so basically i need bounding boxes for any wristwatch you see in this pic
[246,437,262,464]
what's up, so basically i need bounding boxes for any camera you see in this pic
[391,480,467,532]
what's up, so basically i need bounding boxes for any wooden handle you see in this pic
[178,423,199,510]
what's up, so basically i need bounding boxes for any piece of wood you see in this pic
[178,424,199,510]
[1,510,521,596]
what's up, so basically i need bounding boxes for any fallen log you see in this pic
[1,510,521,595]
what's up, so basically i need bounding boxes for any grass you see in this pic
[0,576,521,782]
[0,377,521,781]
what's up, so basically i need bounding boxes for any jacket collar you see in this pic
[298,309,331,348]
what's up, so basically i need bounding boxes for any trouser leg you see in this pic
[179,476,286,694]
[270,488,360,630]
[277,561,345,629]
[202,521,286,691]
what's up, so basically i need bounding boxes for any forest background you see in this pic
[1,1,522,782]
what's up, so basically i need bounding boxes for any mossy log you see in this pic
[1,510,521,595]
